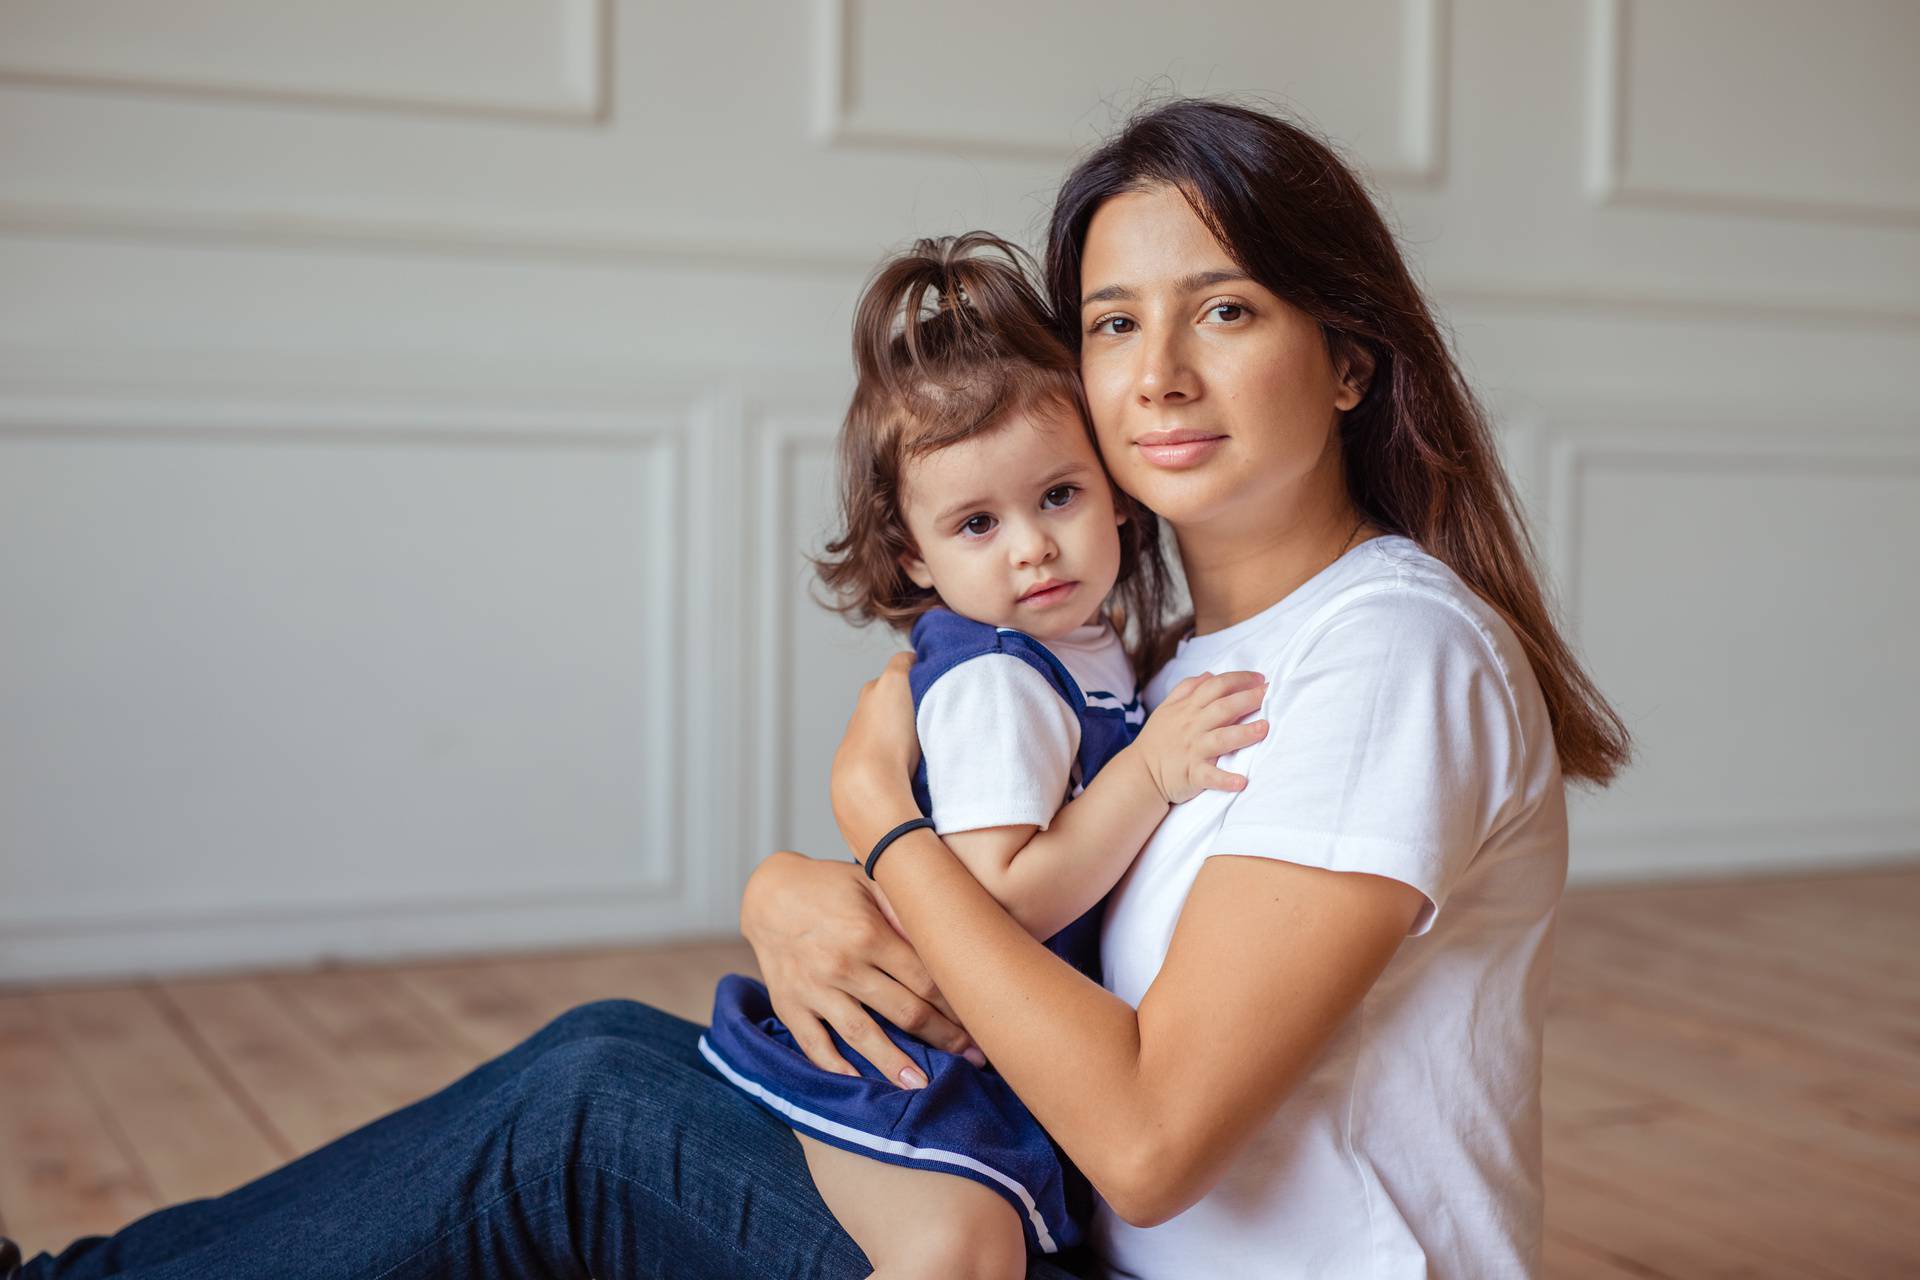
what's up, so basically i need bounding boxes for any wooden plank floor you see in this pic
[3,870,1916,1276]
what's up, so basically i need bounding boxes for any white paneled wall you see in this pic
[0,0,1914,981]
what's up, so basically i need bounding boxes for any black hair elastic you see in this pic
[864,817,935,880]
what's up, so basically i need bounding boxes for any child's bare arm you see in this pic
[943,671,1269,940]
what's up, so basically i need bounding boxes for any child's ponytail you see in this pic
[848,232,1071,440]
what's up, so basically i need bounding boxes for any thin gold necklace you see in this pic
[1332,514,1368,567]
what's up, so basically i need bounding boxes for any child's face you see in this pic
[898,398,1126,641]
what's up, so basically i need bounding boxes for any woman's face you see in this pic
[1075,184,1364,537]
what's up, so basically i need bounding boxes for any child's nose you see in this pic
[1013,527,1058,567]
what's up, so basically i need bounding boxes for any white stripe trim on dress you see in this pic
[696,1034,1060,1253]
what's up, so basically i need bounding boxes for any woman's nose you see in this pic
[1136,328,1198,406]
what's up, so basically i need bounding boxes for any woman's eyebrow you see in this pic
[1082,269,1250,308]
[1082,282,1137,306]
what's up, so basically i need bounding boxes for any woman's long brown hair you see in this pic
[1046,100,1630,786]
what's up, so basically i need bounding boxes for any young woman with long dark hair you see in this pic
[793,98,1627,1278]
[8,100,1624,1280]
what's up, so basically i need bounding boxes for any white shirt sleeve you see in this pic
[1208,587,1526,935]
[915,652,1082,836]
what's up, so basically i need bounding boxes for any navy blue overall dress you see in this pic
[700,608,1140,1254]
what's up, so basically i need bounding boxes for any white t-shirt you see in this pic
[914,619,1140,835]
[1095,535,1567,1280]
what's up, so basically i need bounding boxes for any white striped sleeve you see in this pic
[914,654,1081,835]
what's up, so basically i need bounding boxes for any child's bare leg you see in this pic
[796,1131,1027,1280]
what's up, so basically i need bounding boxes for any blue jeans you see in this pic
[21,1000,1092,1279]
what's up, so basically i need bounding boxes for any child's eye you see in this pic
[1041,485,1078,510]
[960,513,997,538]
[1207,303,1246,323]
[1090,314,1135,336]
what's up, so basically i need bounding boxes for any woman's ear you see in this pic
[899,552,935,590]
[1332,338,1376,412]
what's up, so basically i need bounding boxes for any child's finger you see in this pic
[1191,670,1267,707]
[1159,672,1210,705]
[1199,687,1268,726]
[1197,764,1250,792]
[1202,720,1269,757]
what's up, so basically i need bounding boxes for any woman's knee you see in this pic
[473,1035,677,1191]
[515,1030,716,1143]
[536,997,695,1048]
[504,1003,706,1152]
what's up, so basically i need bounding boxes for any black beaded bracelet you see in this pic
[863,817,935,880]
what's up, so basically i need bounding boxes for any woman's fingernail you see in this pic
[899,1066,929,1089]
[963,1047,987,1068]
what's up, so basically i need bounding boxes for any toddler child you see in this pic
[702,233,1268,1278]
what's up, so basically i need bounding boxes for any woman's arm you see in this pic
[941,670,1268,940]
[836,655,1426,1227]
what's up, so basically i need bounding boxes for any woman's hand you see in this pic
[830,652,921,852]
[739,849,986,1087]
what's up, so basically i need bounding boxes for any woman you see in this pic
[767,100,1626,1278]
[10,100,1626,1280]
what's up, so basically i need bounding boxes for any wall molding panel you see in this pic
[747,412,830,873]
[813,0,1450,186]
[0,391,709,981]
[0,0,608,123]
[1539,418,1920,631]
[1531,408,1920,886]
[741,407,900,886]
[1586,0,1920,226]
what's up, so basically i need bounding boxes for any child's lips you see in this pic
[1019,580,1078,607]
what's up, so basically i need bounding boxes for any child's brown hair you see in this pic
[813,232,1174,677]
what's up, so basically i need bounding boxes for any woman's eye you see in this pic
[961,514,996,538]
[1041,485,1078,509]
[1208,303,1245,323]
[1092,315,1135,336]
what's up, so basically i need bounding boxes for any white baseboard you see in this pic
[1568,814,1920,886]
[0,891,736,986]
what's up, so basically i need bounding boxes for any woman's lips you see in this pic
[1019,580,1078,608]
[1135,431,1227,468]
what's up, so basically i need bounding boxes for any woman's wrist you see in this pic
[739,850,800,942]
[834,762,920,855]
